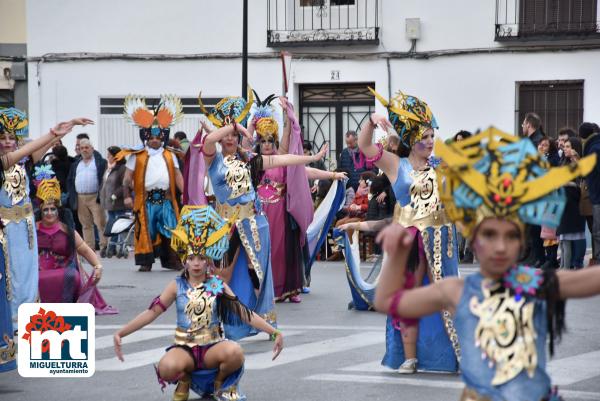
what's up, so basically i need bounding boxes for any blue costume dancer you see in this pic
[0,108,38,323]
[359,88,460,373]
[114,205,284,401]
[375,127,599,400]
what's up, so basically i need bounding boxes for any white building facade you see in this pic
[25,0,600,161]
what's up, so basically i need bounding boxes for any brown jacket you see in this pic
[100,163,127,211]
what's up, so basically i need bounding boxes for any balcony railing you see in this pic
[496,0,600,41]
[267,0,379,47]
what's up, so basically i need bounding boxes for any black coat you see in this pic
[528,129,545,148]
[583,133,600,205]
[66,150,107,210]
[557,181,586,235]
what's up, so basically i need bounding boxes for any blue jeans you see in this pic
[561,238,586,269]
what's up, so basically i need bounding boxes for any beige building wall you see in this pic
[0,0,26,43]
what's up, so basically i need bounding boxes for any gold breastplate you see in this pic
[394,167,449,230]
[3,164,27,205]
[223,155,252,200]
[185,283,217,332]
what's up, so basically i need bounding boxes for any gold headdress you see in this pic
[34,165,61,205]
[435,127,596,238]
[123,94,183,143]
[198,86,254,129]
[368,87,437,148]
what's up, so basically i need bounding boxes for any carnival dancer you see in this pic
[250,93,345,302]
[34,165,116,315]
[0,112,92,372]
[358,88,460,373]
[197,91,328,339]
[374,127,599,401]
[113,205,284,401]
[117,95,185,272]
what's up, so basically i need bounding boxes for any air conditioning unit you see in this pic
[11,62,27,81]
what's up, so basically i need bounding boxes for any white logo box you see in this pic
[18,303,95,378]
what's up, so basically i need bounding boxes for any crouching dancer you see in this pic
[113,205,284,401]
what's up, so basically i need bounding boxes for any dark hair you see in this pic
[359,171,377,182]
[557,127,576,138]
[35,204,76,254]
[345,130,357,138]
[524,112,542,130]
[76,133,89,140]
[579,122,600,140]
[565,136,582,158]
[539,136,558,153]
[52,145,69,161]
[107,146,122,157]
[174,131,187,140]
[369,174,389,195]
[453,130,472,141]
[303,141,313,152]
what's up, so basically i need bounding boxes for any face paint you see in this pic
[414,141,426,151]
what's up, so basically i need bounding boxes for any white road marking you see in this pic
[548,350,600,386]
[245,332,384,370]
[96,330,173,350]
[305,373,600,400]
[96,330,303,371]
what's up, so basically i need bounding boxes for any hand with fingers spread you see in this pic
[376,191,387,204]
[52,118,94,137]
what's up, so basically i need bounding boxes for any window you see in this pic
[519,0,598,35]
[0,90,14,108]
[300,0,355,7]
[516,80,583,137]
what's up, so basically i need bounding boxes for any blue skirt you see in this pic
[382,224,460,372]
[0,245,16,372]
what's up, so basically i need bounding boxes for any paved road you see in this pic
[2,257,600,401]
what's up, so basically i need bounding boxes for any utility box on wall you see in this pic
[405,18,421,40]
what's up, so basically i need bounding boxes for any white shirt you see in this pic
[126,147,179,191]
[75,158,99,193]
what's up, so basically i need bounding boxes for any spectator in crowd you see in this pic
[173,131,189,152]
[580,122,600,265]
[538,136,560,166]
[67,138,108,254]
[522,112,545,147]
[385,134,400,153]
[521,113,546,266]
[74,132,90,158]
[557,136,587,269]
[557,127,576,161]
[338,130,376,191]
[50,144,74,204]
[453,130,472,142]
[454,130,474,263]
[100,146,129,258]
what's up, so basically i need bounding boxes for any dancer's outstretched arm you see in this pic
[222,283,284,360]
[558,266,600,299]
[305,167,346,181]
[113,280,177,361]
[1,118,93,169]
[261,143,328,170]
[278,97,291,155]
[338,217,392,233]
[373,223,462,318]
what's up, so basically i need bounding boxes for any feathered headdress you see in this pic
[34,164,62,205]
[251,90,281,142]
[170,205,236,262]
[198,87,254,129]
[123,94,183,144]
[0,107,29,138]
[368,87,437,148]
[435,127,597,238]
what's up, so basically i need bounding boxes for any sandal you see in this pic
[172,378,190,401]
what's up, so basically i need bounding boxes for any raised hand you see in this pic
[370,113,392,131]
[313,143,329,162]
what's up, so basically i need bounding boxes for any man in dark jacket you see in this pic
[581,122,600,264]
[67,138,108,252]
[522,112,545,147]
[338,130,376,191]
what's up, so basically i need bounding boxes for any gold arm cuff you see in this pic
[174,326,224,347]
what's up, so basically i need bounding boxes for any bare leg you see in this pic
[402,257,427,361]
[202,341,245,391]
[157,347,195,394]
